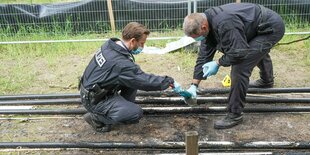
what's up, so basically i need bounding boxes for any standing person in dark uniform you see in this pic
[79,22,183,132]
[182,3,285,129]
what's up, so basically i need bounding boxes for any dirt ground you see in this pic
[1,107,310,154]
[0,45,310,154]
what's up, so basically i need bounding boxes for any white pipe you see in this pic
[0,148,63,152]
[0,106,32,110]
[285,32,310,35]
[0,116,79,120]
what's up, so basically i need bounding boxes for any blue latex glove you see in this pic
[172,81,182,93]
[202,61,219,78]
[186,84,197,98]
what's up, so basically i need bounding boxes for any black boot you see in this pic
[83,113,111,133]
[249,79,273,88]
[214,113,243,129]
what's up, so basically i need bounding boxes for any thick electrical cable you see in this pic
[1,106,310,115]
[0,96,309,105]
[0,87,309,100]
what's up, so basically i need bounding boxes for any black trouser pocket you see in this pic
[257,22,274,35]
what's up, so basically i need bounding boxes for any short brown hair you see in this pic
[122,22,150,41]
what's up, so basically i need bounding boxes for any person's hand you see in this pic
[202,61,219,78]
[178,84,197,99]
[172,81,182,93]
[186,84,197,98]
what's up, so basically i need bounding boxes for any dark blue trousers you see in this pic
[81,86,143,125]
[228,9,285,113]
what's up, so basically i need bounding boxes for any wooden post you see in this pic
[185,131,198,155]
[236,0,241,3]
[107,0,116,32]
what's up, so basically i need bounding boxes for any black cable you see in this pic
[276,35,310,46]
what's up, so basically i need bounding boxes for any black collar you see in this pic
[108,38,135,62]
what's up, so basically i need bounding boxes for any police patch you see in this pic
[95,50,106,67]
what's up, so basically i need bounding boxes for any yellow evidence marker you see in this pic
[222,75,231,87]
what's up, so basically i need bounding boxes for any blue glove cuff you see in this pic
[173,81,182,93]
[189,84,197,90]
[187,85,197,98]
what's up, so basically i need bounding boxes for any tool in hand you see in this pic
[179,90,198,106]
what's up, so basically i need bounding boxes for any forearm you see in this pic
[194,42,217,79]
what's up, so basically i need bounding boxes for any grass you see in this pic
[0,26,310,95]
[277,34,310,65]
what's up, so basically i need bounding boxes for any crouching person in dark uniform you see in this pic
[182,3,285,129]
[79,22,182,132]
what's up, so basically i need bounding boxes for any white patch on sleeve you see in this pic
[95,50,106,67]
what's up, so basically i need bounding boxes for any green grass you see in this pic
[0,26,309,95]
[277,34,310,65]
[0,39,101,94]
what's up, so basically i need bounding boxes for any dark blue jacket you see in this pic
[81,38,174,91]
[194,3,275,79]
